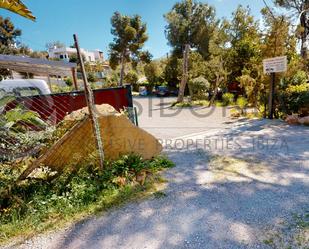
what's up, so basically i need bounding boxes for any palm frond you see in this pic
[0,0,35,21]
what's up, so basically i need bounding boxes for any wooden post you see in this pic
[47,75,52,92]
[268,72,275,119]
[73,34,105,170]
[71,67,78,90]
[119,50,125,86]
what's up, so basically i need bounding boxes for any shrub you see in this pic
[236,97,248,115]
[51,84,73,93]
[124,71,138,85]
[87,72,97,83]
[64,77,73,86]
[222,93,234,106]
[188,76,210,100]
[278,83,309,116]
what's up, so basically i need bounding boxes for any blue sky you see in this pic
[0,0,274,59]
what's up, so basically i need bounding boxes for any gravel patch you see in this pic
[2,120,308,249]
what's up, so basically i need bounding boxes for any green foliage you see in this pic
[188,76,210,100]
[164,0,216,59]
[0,155,174,242]
[226,6,261,82]
[236,96,248,109]
[163,56,182,87]
[261,7,296,59]
[87,72,97,83]
[124,70,138,84]
[237,68,264,107]
[51,84,74,93]
[2,107,46,133]
[174,100,209,107]
[236,97,248,114]
[0,16,21,46]
[64,77,73,86]
[144,61,163,86]
[278,83,309,116]
[174,102,192,108]
[222,93,235,106]
[188,52,210,80]
[282,70,308,88]
[0,17,26,79]
[0,107,50,162]
[274,0,309,59]
[109,12,151,84]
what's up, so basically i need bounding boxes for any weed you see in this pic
[0,154,175,244]
[153,191,167,199]
[173,100,210,108]
[263,238,274,245]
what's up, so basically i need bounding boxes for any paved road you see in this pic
[134,97,232,139]
[3,98,309,249]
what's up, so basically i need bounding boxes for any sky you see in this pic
[0,0,275,59]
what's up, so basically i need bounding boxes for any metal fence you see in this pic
[0,84,135,177]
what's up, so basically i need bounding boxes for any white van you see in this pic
[0,79,51,98]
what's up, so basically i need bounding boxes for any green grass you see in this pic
[0,154,175,245]
[262,211,309,249]
[173,100,210,108]
[263,238,274,245]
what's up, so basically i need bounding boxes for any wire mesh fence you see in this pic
[0,81,135,180]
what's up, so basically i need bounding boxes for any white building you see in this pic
[48,47,104,63]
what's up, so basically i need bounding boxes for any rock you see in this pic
[299,116,309,126]
[285,115,299,125]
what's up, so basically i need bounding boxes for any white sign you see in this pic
[263,56,287,74]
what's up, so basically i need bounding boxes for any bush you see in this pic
[64,77,73,86]
[189,76,210,100]
[278,83,309,116]
[0,107,49,162]
[222,93,235,106]
[51,84,73,93]
[236,97,248,114]
[87,72,97,83]
[124,71,138,85]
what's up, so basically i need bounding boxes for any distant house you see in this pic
[48,46,104,63]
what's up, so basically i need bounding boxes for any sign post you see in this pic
[263,56,287,119]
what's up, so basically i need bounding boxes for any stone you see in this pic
[299,116,309,126]
[285,115,299,125]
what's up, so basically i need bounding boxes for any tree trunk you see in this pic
[209,75,220,107]
[177,44,190,103]
[301,12,308,60]
[119,51,126,86]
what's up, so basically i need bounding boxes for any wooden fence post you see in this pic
[73,34,105,170]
